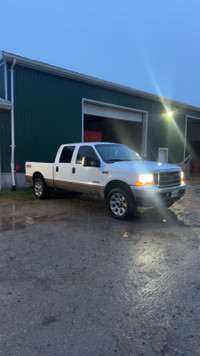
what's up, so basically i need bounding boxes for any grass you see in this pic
[0,187,36,201]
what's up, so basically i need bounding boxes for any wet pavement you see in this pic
[0,177,200,356]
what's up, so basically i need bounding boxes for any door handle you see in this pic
[72,167,76,174]
[56,166,59,172]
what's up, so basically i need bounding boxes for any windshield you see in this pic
[95,144,142,163]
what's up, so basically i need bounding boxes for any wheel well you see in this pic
[104,180,133,199]
[33,172,44,182]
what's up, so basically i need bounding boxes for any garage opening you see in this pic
[83,100,148,157]
[186,116,200,173]
[84,115,142,153]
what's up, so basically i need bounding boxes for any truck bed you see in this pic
[25,162,54,187]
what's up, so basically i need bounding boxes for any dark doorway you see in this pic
[84,114,143,154]
[186,117,200,173]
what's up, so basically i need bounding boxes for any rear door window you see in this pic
[59,146,75,163]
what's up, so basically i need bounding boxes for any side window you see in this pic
[59,146,75,163]
[76,146,99,164]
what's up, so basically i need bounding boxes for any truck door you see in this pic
[53,145,75,190]
[72,145,105,196]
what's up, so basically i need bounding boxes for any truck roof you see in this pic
[61,142,119,147]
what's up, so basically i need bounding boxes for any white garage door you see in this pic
[84,102,143,123]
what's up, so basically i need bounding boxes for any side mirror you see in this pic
[90,159,100,168]
[83,157,100,167]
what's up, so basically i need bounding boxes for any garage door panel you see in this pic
[84,103,142,123]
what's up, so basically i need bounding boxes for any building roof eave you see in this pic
[1,51,200,113]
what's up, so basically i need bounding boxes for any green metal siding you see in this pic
[0,62,11,100]
[165,109,185,163]
[13,65,163,171]
[14,66,82,170]
[0,64,4,99]
[6,63,11,102]
[0,109,11,172]
[147,106,187,163]
[1,62,200,173]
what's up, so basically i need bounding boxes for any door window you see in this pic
[76,146,99,164]
[59,146,75,163]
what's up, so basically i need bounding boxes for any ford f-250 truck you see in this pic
[25,142,186,220]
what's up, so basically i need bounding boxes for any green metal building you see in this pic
[0,51,200,189]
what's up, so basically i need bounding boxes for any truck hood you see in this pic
[106,160,181,174]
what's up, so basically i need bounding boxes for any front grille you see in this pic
[154,171,181,187]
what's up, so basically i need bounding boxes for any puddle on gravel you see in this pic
[0,215,54,232]
[0,214,67,232]
[0,216,25,232]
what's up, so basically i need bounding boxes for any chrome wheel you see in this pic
[110,192,128,217]
[33,178,47,199]
[34,181,43,197]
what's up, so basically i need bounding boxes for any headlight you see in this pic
[136,174,153,187]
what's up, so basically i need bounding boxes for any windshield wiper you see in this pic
[106,158,141,163]
[106,159,125,162]
[107,159,136,162]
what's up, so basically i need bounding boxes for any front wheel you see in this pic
[106,188,136,220]
[33,178,47,199]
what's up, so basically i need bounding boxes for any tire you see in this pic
[106,187,136,220]
[33,178,47,199]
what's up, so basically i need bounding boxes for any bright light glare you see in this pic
[136,174,153,186]
[167,111,173,117]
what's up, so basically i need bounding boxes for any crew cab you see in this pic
[25,142,186,219]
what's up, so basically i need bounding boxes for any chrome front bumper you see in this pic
[130,183,186,207]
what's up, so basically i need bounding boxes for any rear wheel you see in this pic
[107,187,136,220]
[33,178,47,199]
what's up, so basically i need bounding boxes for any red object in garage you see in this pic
[15,164,21,171]
[84,130,102,142]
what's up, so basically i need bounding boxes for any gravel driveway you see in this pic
[0,177,200,356]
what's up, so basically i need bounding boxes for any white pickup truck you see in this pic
[25,142,186,220]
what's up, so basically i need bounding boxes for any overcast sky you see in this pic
[1,0,200,107]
